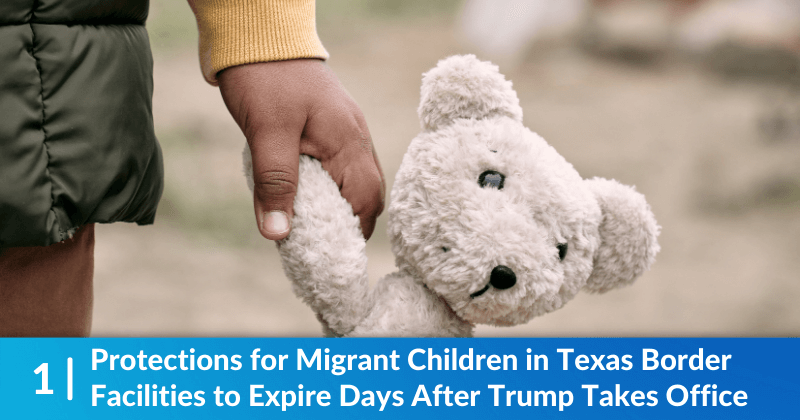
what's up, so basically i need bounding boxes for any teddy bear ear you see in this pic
[583,177,661,294]
[418,54,523,131]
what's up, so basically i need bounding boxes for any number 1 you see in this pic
[34,363,54,395]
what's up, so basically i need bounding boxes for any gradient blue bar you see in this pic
[1,338,797,419]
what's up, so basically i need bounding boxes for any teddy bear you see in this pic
[244,54,660,337]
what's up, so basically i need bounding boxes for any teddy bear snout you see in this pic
[490,265,516,290]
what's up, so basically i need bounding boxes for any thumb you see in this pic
[248,131,300,240]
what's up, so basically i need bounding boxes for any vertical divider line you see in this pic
[67,357,73,401]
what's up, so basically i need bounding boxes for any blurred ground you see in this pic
[92,0,800,336]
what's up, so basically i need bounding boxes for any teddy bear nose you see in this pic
[478,170,505,189]
[490,265,516,290]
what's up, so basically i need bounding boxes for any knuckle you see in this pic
[348,121,372,152]
[353,183,384,218]
[254,169,297,199]
[368,178,385,215]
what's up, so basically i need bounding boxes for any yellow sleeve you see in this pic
[188,0,329,85]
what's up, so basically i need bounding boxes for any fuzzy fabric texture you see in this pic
[244,54,660,337]
[419,54,523,132]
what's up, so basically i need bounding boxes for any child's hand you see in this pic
[218,59,385,241]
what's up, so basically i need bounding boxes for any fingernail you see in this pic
[261,211,289,235]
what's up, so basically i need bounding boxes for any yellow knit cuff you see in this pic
[189,0,329,85]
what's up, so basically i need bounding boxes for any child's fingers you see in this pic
[338,153,384,240]
[302,100,385,240]
[219,58,385,241]
[247,130,301,240]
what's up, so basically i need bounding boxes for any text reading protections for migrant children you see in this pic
[79,347,748,412]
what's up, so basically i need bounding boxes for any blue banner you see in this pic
[0,338,797,419]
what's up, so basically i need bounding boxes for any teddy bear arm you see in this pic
[346,273,474,337]
[274,155,374,336]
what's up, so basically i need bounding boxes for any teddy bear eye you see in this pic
[478,170,505,189]
[441,247,450,253]
[557,243,568,261]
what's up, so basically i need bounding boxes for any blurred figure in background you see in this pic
[460,0,800,77]
[459,0,589,67]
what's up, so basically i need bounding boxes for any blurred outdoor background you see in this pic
[93,0,800,336]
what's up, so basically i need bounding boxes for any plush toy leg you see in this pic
[275,156,372,336]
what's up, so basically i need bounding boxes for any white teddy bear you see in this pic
[244,55,660,337]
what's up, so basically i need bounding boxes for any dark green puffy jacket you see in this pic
[0,0,163,247]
